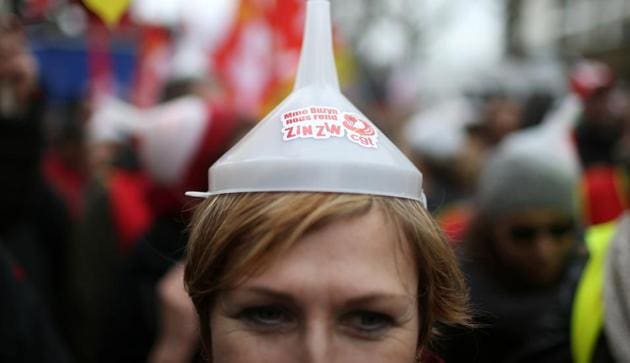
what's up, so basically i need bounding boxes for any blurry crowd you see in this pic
[404,59,630,363]
[2,9,630,363]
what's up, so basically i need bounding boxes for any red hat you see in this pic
[569,60,615,101]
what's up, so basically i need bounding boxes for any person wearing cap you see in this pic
[570,60,620,169]
[570,60,627,226]
[181,1,470,362]
[436,131,585,362]
[186,191,472,362]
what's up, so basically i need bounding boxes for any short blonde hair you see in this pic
[184,192,470,352]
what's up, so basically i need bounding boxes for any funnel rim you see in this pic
[186,188,426,203]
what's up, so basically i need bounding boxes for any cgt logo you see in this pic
[342,114,378,148]
[342,114,376,136]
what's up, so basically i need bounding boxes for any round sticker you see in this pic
[343,114,376,136]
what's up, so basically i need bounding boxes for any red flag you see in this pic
[212,0,305,119]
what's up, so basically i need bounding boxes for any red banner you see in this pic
[212,0,306,119]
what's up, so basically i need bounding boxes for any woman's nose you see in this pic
[301,317,332,363]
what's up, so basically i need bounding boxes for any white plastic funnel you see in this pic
[187,0,425,203]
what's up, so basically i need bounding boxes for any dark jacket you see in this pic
[100,214,189,363]
[0,245,69,363]
[436,252,585,363]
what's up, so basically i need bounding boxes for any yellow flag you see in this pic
[83,0,131,28]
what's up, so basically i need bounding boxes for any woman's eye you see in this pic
[239,306,292,328]
[342,311,394,337]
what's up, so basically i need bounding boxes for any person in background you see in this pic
[437,94,523,244]
[403,97,479,244]
[42,100,90,221]
[570,60,628,226]
[566,69,628,362]
[570,105,630,363]
[459,93,523,191]
[463,93,522,160]
[0,14,72,353]
[571,61,622,168]
[437,132,585,362]
[99,77,242,363]
[520,91,555,129]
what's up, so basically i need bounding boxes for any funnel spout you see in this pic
[293,0,340,91]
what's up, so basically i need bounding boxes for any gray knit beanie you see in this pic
[477,131,579,219]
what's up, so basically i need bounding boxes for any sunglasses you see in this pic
[507,222,575,242]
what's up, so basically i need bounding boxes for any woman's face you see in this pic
[493,209,575,286]
[210,208,420,363]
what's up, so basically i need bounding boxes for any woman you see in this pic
[185,192,469,362]
[183,1,470,361]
